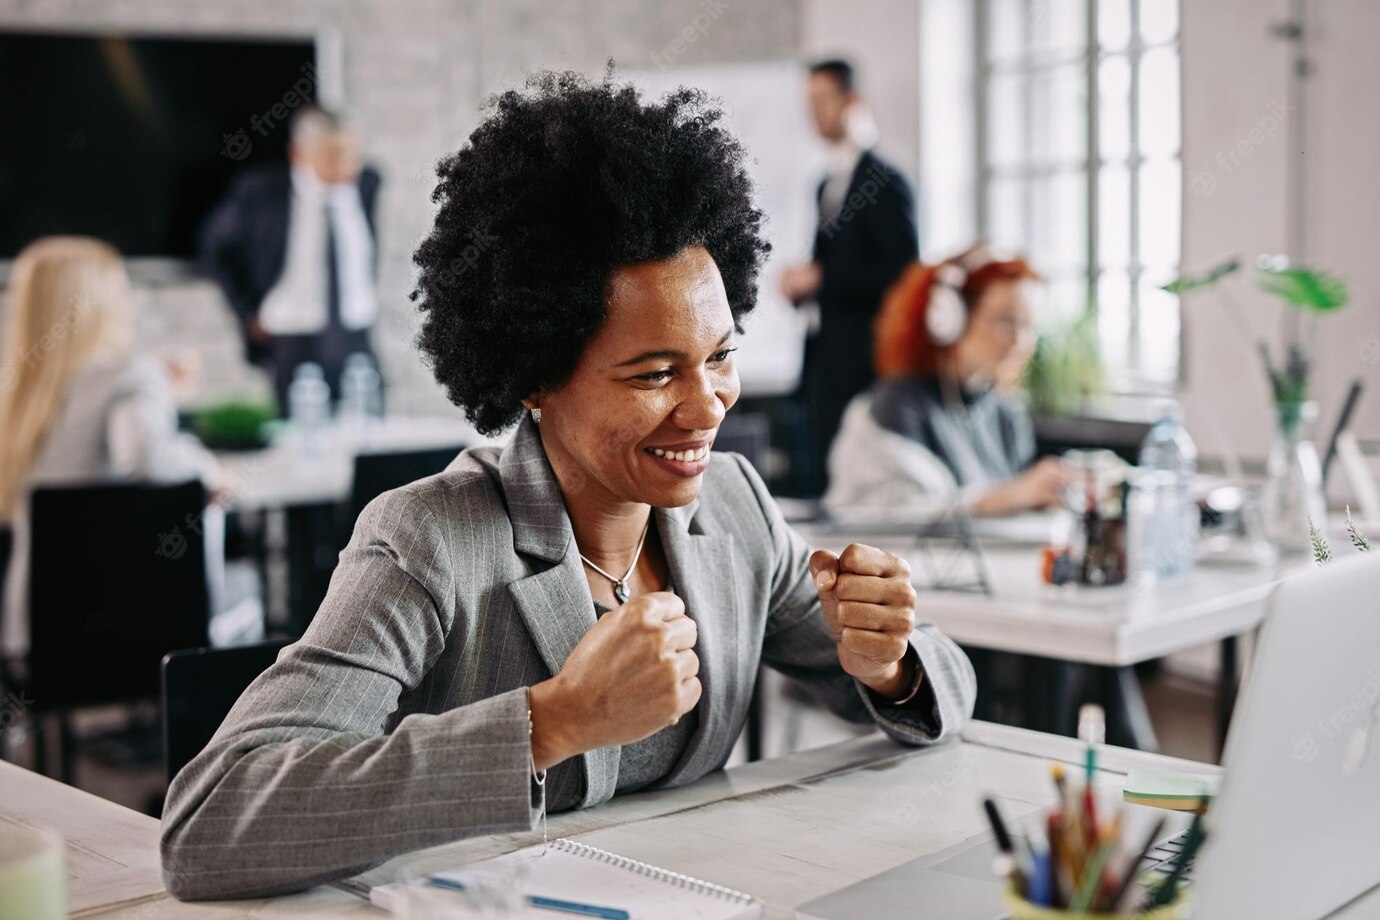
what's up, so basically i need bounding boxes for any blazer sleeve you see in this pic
[734,455,976,745]
[196,183,258,325]
[159,488,542,901]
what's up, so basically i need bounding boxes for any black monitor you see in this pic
[0,29,324,259]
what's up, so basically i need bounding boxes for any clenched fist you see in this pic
[809,543,920,700]
[529,592,701,771]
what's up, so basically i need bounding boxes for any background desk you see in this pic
[793,522,1298,753]
[12,723,1379,919]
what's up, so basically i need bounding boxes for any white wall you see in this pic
[1178,0,1380,486]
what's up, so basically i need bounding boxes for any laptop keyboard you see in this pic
[1139,830,1197,886]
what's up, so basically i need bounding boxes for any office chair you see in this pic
[348,444,467,527]
[162,638,290,783]
[12,481,212,780]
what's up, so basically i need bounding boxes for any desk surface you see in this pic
[794,524,1300,666]
[8,723,1377,919]
[213,415,496,511]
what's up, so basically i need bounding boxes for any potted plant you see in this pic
[1164,256,1350,552]
[1022,307,1105,418]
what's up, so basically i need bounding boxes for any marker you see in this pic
[428,876,631,920]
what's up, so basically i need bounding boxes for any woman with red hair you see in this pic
[825,245,1069,517]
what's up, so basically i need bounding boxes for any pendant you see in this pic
[614,581,630,604]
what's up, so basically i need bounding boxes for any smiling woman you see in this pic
[158,69,977,901]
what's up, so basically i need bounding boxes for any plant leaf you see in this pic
[1161,257,1241,296]
[1309,518,1332,565]
[1254,265,1349,312]
[1346,506,1372,552]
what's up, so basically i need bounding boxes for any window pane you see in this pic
[1138,46,1180,157]
[1098,163,1130,268]
[1098,269,1132,371]
[1139,159,1181,268]
[1045,274,1089,323]
[1098,0,1131,51]
[988,0,1026,63]
[988,72,1026,168]
[1098,55,1131,160]
[988,175,1026,253]
[1137,274,1180,380]
[1029,0,1086,58]
[1030,171,1085,271]
[1139,0,1179,44]
[1031,63,1086,164]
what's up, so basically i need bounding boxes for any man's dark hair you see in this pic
[411,68,770,434]
[808,58,856,94]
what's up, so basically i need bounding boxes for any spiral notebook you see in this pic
[371,838,763,919]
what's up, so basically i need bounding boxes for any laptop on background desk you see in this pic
[797,553,1380,920]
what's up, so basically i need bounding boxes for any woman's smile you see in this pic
[644,439,714,478]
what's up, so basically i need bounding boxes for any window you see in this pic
[976,0,1182,386]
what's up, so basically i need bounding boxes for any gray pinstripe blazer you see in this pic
[160,418,976,900]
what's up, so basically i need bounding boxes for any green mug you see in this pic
[0,824,65,920]
[1002,886,1190,919]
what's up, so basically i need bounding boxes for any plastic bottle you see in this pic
[339,352,383,437]
[1134,401,1199,578]
[287,362,331,460]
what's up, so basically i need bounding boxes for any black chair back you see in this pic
[162,639,289,783]
[347,445,465,527]
[28,481,211,710]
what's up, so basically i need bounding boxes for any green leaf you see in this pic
[1161,258,1241,296]
[1346,506,1372,552]
[1309,518,1332,565]
[1254,265,1349,313]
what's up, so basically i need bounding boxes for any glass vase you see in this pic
[1261,400,1327,553]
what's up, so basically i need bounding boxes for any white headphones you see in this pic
[925,263,969,347]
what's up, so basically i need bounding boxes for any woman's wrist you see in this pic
[862,649,920,702]
[528,677,584,772]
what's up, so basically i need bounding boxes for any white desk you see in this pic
[10,723,1378,919]
[213,415,494,511]
[792,523,1303,752]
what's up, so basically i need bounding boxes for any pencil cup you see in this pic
[1002,886,1190,919]
[0,824,64,920]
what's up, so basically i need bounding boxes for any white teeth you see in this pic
[650,447,709,462]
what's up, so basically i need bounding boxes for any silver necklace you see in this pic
[579,517,651,605]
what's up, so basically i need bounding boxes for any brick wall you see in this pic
[3,0,801,415]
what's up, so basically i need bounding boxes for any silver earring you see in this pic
[530,407,542,423]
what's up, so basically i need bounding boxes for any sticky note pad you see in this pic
[1122,769,1222,811]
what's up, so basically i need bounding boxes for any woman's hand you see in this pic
[972,456,1071,516]
[809,544,919,700]
[529,592,701,771]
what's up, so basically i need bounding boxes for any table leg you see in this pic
[1218,635,1239,756]
[1113,666,1160,753]
[746,670,765,762]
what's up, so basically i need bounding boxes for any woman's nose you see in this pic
[675,376,730,431]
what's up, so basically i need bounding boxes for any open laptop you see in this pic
[798,553,1380,920]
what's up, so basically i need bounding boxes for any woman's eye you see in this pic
[710,347,738,363]
[637,368,673,382]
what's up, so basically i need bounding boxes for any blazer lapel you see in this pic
[656,501,742,787]
[500,418,620,807]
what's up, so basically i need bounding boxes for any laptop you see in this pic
[798,553,1380,920]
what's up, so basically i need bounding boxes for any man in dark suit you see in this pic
[780,59,919,495]
[200,106,383,410]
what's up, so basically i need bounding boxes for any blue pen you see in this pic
[428,875,631,920]
[1027,849,1053,906]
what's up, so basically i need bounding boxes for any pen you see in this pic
[428,876,631,920]
[1109,816,1166,912]
[983,797,1028,893]
[1146,799,1209,909]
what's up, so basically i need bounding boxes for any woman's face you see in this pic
[951,279,1037,388]
[533,245,741,510]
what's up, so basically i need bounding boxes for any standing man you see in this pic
[780,59,919,495]
[200,106,383,410]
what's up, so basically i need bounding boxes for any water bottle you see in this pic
[1133,401,1199,578]
[339,352,383,437]
[287,362,331,460]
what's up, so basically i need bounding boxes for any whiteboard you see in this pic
[626,61,830,397]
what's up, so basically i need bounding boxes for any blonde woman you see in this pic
[0,237,215,657]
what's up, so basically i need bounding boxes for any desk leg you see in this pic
[1218,635,1239,756]
[1113,666,1160,753]
[746,671,765,762]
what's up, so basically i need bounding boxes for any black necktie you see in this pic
[324,202,341,331]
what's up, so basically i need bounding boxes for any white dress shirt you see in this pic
[257,166,378,335]
[819,140,866,225]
